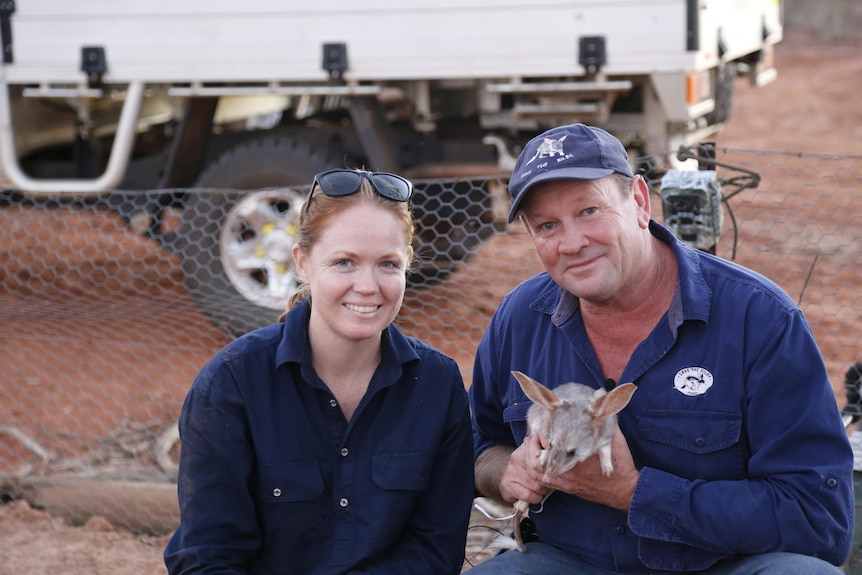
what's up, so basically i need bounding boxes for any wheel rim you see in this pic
[219,188,305,310]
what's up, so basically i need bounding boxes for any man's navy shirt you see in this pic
[470,221,854,572]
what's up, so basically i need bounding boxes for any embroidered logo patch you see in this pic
[526,135,568,165]
[673,367,714,396]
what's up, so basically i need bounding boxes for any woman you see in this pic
[164,169,474,574]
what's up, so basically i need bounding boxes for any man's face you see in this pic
[518,176,651,304]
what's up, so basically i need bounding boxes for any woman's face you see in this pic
[293,200,409,345]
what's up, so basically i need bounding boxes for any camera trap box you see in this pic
[659,170,723,252]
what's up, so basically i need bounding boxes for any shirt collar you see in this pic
[534,220,712,330]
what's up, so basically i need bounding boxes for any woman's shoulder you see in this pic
[405,335,456,363]
[220,322,284,359]
[196,323,284,381]
[389,326,460,373]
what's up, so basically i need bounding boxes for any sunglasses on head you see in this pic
[306,169,413,214]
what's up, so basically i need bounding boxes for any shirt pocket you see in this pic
[371,452,434,534]
[503,401,531,445]
[259,461,325,503]
[638,410,747,480]
[257,461,326,562]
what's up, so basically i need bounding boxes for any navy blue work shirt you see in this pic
[165,300,474,574]
[470,221,854,572]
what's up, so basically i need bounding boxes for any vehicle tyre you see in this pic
[706,63,735,125]
[179,136,338,337]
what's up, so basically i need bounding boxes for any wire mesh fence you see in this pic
[1,148,861,556]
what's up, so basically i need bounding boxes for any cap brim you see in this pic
[507,166,615,223]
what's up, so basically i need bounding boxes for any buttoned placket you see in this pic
[337,444,351,509]
[329,393,358,560]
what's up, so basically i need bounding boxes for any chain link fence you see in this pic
[1,148,861,561]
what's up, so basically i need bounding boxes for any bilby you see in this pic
[507,371,637,552]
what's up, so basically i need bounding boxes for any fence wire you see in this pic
[1,148,861,553]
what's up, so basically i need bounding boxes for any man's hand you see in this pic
[499,434,552,506]
[538,428,639,511]
[475,437,551,507]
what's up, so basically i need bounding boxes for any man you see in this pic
[468,123,853,574]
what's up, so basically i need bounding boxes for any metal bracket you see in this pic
[0,0,15,64]
[578,36,606,75]
[322,42,348,80]
[81,46,107,86]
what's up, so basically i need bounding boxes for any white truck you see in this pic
[0,0,782,335]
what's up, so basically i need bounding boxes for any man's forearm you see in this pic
[474,444,515,505]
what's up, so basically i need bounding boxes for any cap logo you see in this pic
[526,135,568,165]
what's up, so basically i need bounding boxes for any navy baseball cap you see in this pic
[507,123,634,223]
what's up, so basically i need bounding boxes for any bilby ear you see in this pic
[512,371,564,411]
[588,383,637,419]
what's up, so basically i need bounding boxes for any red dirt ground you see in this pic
[1,30,861,575]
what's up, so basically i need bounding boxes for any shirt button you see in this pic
[695,437,706,447]
[339,498,349,507]
[273,488,282,497]
[330,399,338,408]
[340,448,349,457]
[615,525,627,535]
[826,477,838,488]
